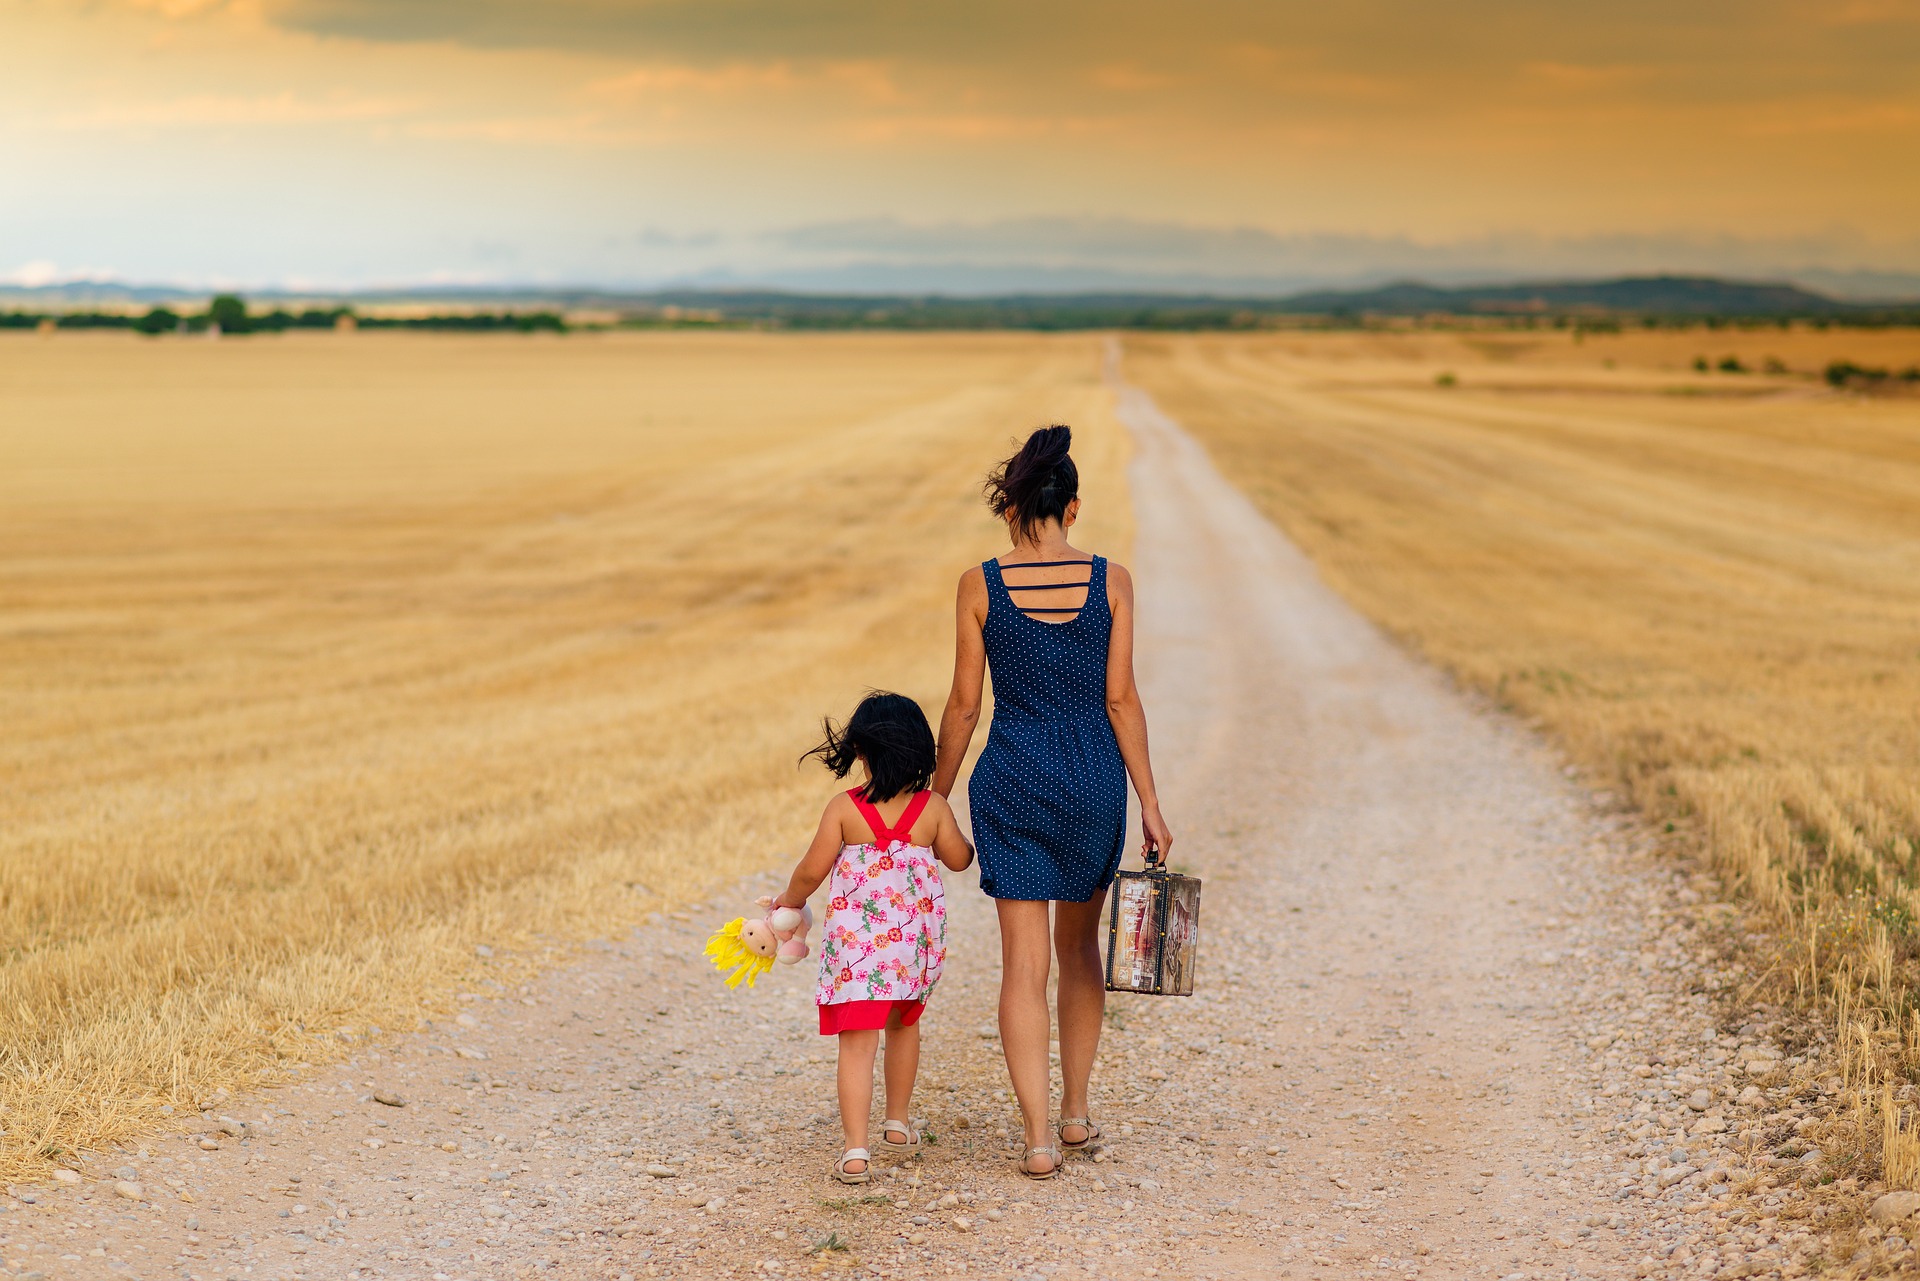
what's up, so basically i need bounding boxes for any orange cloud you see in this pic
[585,59,903,106]
[1089,63,1174,92]
[1521,61,1654,90]
[56,90,418,129]
[585,63,804,99]
[1813,0,1920,25]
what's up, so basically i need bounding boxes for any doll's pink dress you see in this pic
[815,789,947,1035]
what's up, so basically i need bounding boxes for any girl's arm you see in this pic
[931,567,989,797]
[928,795,975,872]
[1104,563,1174,861]
[774,795,850,909]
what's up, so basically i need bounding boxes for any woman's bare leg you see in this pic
[1055,892,1107,1145]
[881,1011,921,1131]
[996,898,1056,1173]
[836,1029,880,1174]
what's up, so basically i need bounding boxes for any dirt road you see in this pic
[1,369,1829,1281]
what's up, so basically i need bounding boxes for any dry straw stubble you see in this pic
[0,330,1131,1180]
[1125,326,1920,1188]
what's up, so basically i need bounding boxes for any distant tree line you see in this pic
[7,286,1920,335]
[0,294,567,335]
[1825,360,1920,390]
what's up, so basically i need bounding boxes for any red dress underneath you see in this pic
[818,999,925,1036]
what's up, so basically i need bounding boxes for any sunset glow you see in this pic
[4,0,1917,289]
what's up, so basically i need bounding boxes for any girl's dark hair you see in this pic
[984,425,1078,542]
[801,691,937,803]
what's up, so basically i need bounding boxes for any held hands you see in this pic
[1140,803,1174,867]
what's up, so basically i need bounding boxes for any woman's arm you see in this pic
[1105,563,1174,861]
[931,567,989,798]
[774,795,850,908]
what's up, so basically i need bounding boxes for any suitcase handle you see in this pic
[1142,837,1165,869]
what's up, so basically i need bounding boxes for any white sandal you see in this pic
[833,1148,872,1184]
[880,1119,921,1152]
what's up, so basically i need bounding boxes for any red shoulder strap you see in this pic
[847,788,889,843]
[847,788,932,845]
[894,790,933,843]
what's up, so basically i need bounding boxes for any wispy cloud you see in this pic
[1812,0,1920,25]
[56,90,418,129]
[583,59,904,106]
[3,260,122,287]
[119,0,235,19]
[1521,61,1654,90]
[1088,63,1175,92]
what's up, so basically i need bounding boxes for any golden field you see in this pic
[1124,325,1920,1183]
[0,330,1131,1179]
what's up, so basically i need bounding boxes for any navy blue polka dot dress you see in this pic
[969,555,1128,903]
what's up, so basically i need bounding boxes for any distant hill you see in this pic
[611,274,1883,325]
[1274,274,1850,316]
[5,273,1914,329]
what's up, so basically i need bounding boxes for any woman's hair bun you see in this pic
[984,425,1078,540]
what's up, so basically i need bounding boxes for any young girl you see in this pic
[773,691,975,1183]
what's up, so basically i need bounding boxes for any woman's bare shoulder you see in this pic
[956,563,989,611]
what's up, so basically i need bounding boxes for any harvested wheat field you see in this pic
[0,337,1783,1281]
[3,324,1914,1281]
[0,330,1131,1180]
[1125,327,1920,1191]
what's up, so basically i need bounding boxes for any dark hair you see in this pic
[801,691,936,803]
[984,425,1078,542]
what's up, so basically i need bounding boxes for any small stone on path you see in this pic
[1871,1191,1920,1226]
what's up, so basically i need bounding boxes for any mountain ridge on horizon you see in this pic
[6,272,1916,317]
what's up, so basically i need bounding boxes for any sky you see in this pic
[4,0,1919,294]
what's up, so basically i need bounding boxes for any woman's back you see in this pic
[981,554,1112,724]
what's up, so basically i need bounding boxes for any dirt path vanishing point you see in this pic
[3,365,1838,1281]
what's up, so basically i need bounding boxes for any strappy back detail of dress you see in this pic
[848,788,933,847]
[987,556,1100,624]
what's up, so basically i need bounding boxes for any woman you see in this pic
[931,424,1173,1179]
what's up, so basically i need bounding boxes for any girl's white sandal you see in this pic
[880,1119,921,1152]
[833,1148,872,1184]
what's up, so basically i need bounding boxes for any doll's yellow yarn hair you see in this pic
[704,917,775,989]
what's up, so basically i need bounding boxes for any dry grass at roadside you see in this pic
[0,331,1131,1182]
[1125,327,1920,1193]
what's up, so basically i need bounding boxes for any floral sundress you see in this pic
[815,789,947,1034]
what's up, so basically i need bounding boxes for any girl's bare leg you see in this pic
[836,1029,881,1174]
[881,1011,921,1130]
[1054,893,1108,1146]
[996,898,1056,1173]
